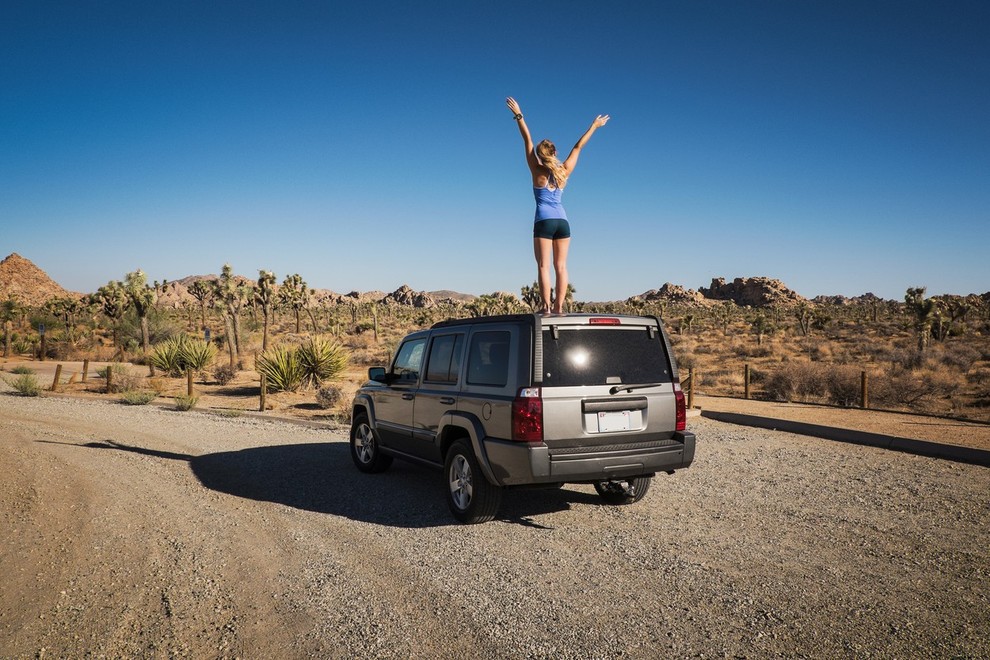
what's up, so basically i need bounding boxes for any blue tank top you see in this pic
[534,185,567,221]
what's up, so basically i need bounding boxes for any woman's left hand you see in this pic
[593,114,610,128]
[506,97,522,115]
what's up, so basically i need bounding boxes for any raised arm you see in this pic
[506,97,539,171]
[563,114,610,173]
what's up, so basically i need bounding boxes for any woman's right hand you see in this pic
[506,97,522,115]
[593,114,610,128]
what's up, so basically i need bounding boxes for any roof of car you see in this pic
[431,313,661,330]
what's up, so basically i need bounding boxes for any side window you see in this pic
[466,331,510,387]
[392,338,426,383]
[425,334,465,384]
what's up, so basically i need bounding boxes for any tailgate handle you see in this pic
[402,393,415,400]
[583,397,648,413]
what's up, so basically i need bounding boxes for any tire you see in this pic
[593,476,652,505]
[444,440,502,524]
[350,413,393,473]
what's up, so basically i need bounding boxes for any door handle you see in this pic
[402,393,415,400]
[440,397,455,405]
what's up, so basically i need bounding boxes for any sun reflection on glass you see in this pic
[568,349,589,368]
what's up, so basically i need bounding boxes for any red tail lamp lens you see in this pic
[512,387,543,442]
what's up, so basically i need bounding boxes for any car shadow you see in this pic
[72,440,598,528]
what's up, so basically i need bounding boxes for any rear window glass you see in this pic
[541,327,671,387]
[467,331,510,387]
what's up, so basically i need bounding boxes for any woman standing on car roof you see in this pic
[505,96,609,314]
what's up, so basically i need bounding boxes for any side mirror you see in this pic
[368,367,387,383]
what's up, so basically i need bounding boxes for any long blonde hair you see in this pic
[535,139,568,189]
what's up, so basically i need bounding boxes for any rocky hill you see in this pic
[699,277,806,307]
[630,283,710,306]
[0,253,75,307]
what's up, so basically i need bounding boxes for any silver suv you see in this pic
[350,314,695,523]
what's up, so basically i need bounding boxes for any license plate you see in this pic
[597,411,630,432]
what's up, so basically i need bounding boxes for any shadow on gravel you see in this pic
[75,440,597,528]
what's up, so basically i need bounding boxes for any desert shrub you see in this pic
[7,373,41,396]
[120,391,157,405]
[297,336,349,388]
[213,364,237,385]
[826,365,863,407]
[315,384,345,410]
[256,344,304,393]
[10,365,35,375]
[935,344,980,372]
[174,395,199,411]
[763,362,829,402]
[107,373,141,394]
[96,363,129,379]
[147,377,168,395]
[150,335,218,376]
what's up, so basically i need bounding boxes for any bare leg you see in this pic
[533,238,553,313]
[552,237,570,313]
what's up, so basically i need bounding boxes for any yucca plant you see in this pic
[179,337,217,372]
[297,335,349,389]
[149,336,186,376]
[256,344,304,392]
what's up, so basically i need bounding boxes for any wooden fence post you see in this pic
[259,375,267,412]
[51,364,62,391]
[687,368,695,410]
[39,334,46,362]
[744,364,751,400]
[82,359,90,383]
[861,370,869,409]
[187,369,194,397]
[106,365,113,393]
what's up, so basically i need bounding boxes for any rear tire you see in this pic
[594,476,652,505]
[445,440,502,524]
[350,413,393,473]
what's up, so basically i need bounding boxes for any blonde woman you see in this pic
[506,96,609,314]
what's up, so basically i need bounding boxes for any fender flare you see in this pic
[351,393,379,430]
[437,411,500,485]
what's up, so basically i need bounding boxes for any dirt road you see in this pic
[2,390,988,658]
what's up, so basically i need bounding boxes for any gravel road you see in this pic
[2,388,988,658]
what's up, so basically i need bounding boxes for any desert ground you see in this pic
[2,383,988,658]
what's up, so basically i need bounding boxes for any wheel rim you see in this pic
[448,454,473,511]
[354,423,375,464]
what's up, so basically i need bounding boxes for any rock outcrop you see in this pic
[631,283,708,306]
[699,277,805,307]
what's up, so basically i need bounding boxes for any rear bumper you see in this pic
[483,431,696,486]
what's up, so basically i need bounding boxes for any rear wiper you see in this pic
[609,382,666,395]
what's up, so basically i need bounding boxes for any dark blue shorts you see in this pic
[534,218,571,239]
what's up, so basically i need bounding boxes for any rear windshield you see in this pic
[541,327,671,387]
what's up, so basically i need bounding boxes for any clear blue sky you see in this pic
[2,0,988,301]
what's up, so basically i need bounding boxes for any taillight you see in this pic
[512,387,543,442]
[673,380,686,432]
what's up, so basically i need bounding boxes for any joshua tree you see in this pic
[712,301,734,336]
[124,270,157,356]
[255,270,277,351]
[188,279,215,332]
[905,287,937,352]
[751,311,773,346]
[1,296,22,358]
[213,264,250,366]
[95,280,131,353]
[796,302,813,336]
[520,282,542,313]
[278,274,308,333]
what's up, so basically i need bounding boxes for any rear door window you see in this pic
[424,333,465,384]
[541,327,671,387]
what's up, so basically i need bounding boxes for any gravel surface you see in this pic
[1,388,988,658]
